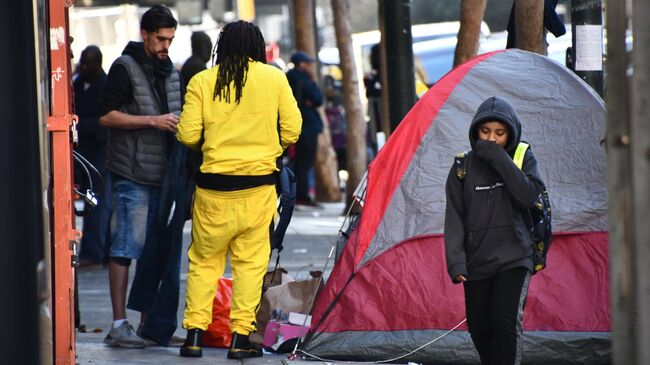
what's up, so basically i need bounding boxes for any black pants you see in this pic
[463,267,531,365]
[295,133,319,201]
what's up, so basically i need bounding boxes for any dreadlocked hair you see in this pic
[212,20,267,104]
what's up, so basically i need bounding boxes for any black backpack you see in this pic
[453,142,552,273]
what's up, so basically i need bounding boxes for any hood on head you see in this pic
[191,31,213,63]
[469,96,521,154]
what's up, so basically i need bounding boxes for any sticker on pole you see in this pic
[575,25,603,71]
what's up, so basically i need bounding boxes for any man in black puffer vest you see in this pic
[99,5,191,348]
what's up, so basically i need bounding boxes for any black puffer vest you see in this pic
[106,55,181,186]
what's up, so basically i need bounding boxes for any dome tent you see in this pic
[301,49,610,364]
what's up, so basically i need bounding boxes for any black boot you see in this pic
[180,328,203,357]
[227,332,263,359]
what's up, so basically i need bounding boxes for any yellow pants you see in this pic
[182,185,276,335]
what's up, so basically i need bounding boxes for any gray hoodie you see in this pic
[444,96,545,283]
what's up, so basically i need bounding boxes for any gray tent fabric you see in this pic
[304,330,611,365]
[360,50,606,267]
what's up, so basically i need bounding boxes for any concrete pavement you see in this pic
[75,202,346,365]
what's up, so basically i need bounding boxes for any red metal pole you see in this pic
[47,0,79,363]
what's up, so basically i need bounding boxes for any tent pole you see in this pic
[293,197,363,356]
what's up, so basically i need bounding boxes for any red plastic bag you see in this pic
[202,277,233,348]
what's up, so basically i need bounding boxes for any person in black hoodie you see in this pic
[99,5,189,348]
[444,96,545,365]
[181,31,212,87]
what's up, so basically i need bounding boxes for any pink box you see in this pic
[262,321,309,347]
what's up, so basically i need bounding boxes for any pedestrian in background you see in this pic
[99,4,190,348]
[181,31,212,87]
[286,51,323,208]
[444,96,545,365]
[74,45,110,267]
[176,20,301,359]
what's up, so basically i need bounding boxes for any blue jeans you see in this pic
[126,140,192,346]
[109,177,158,259]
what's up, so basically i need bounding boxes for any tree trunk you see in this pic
[454,0,487,67]
[293,0,316,55]
[332,0,367,209]
[514,0,545,54]
[293,0,341,202]
[315,110,342,202]
[631,0,650,361]
[605,1,637,364]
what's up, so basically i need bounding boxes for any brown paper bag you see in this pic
[256,270,322,335]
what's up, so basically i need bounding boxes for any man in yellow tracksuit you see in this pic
[176,21,301,359]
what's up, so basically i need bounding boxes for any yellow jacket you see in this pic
[177,61,302,175]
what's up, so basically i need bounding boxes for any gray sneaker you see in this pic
[103,321,146,348]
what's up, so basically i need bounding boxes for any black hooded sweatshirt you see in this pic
[444,96,545,283]
[181,31,212,87]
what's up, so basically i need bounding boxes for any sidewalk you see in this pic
[75,202,346,365]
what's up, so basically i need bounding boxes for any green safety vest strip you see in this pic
[513,142,530,170]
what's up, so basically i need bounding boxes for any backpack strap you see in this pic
[513,142,530,170]
[272,115,296,255]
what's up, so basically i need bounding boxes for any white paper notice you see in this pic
[575,25,603,71]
